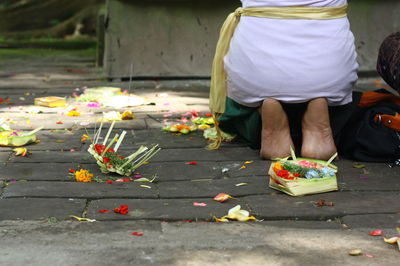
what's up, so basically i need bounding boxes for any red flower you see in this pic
[293,173,302,177]
[107,164,112,168]
[277,170,294,180]
[205,113,213,117]
[106,180,113,184]
[114,205,129,215]
[131,232,143,236]
[107,148,115,153]
[95,144,106,154]
[186,161,197,165]
[277,170,289,178]
[103,157,110,163]
[68,169,75,173]
[56,121,64,124]
[99,209,109,213]
[119,156,125,160]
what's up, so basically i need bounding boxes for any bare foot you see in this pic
[301,98,337,160]
[260,98,294,159]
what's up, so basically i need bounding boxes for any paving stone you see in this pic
[159,176,271,198]
[0,198,85,220]
[81,161,222,182]
[0,163,77,181]
[87,198,244,221]
[335,160,400,191]
[342,214,400,231]
[148,147,260,162]
[2,181,158,199]
[243,192,400,220]
[0,152,10,163]
[8,151,95,163]
[222,160,270,178]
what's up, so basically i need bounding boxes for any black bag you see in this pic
[339,91,400,163]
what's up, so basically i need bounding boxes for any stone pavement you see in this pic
[0,50,399,265]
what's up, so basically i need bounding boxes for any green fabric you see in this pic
[219,98,262,149]
[218,97,357,151]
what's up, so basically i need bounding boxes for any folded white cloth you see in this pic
[224,0,358,107]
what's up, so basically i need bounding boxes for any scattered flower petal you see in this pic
[116,178,131,182]
[67,110,81,116]
[98,209,109,213]
[80,121,91,126]
[235,183,248,187]
[215,205,256,222]
[353,164,366,169]
[69,215,96,222]
[68,169,75,173]
[315,199,335,207]
[87,102,101,108]
[13,147,28,157]
[365,254,374,258]
[239,165,247,170]
[114,205,129,215]
[368,229,383,236]
[213,193,232,203]
[140,185,152,189]
[106,180,113,184]
[244,161,254,164]
[132,232,143,236]
[134,176,157,183]
[383,236,400,244]
[56,121,64,124]
[348,249,363,256]
[75,169,93,183]
[193,202,207,207]
[186,161,197,165]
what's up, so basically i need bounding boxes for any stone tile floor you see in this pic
[0,50,399,265]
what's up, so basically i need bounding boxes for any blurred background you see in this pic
[0,0,102,41]
[1,0,400,80]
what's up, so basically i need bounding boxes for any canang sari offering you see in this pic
[268,149,338,196]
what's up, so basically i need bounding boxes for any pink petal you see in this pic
[193,202,207,207]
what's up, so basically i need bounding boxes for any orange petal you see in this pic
[213,193,231,203]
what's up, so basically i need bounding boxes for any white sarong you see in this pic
[224,0,359,107]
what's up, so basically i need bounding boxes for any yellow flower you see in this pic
[121,110,134,120]
[75,169,93,183]
[81,134,89,142]
[67,110,81,117]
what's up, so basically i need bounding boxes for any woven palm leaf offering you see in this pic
[88,121,161,176]
[0,126,43,147]
[268,148,338,196]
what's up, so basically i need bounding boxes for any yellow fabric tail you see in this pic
[206,114,223,150]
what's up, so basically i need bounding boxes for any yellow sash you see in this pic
[209,5,348,114]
